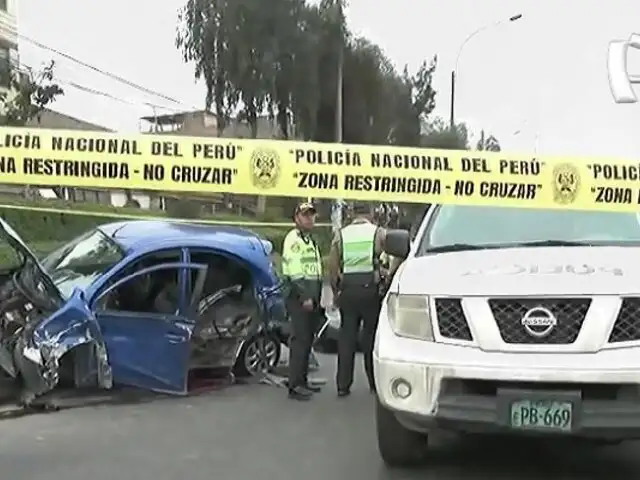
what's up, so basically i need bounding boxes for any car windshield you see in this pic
[40,229,125,299]
[417,205,640,254]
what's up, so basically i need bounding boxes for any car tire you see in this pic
[376,397,428,467]
[234,333,282,377]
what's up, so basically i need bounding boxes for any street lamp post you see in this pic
[449,14,522,129]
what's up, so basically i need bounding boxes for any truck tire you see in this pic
[376,397,428,467]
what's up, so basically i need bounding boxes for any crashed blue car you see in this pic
[0,218,286,405]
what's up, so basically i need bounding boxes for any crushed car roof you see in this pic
[98,220,269,251]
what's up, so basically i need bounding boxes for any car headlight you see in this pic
[386,293,434,341]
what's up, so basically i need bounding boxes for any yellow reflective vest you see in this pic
[281,228,323,302]
[341,222,377,274]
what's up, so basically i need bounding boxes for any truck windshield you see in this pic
[40,229,125,298]
[418,205,640,253]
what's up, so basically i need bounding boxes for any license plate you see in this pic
[509,399,572,432]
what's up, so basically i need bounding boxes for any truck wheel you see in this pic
[376,397,428,467]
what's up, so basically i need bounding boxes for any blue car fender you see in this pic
[18,288,112,400]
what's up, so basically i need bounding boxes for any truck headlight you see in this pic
[386,293,434,341]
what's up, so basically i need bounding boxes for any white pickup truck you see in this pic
[374,204,640,467]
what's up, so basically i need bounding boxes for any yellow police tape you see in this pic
[0,126,639,211]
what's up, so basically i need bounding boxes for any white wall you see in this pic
[110,192,152,209]
[6,0,15,16]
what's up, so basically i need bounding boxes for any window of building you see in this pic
[0,0,7,12]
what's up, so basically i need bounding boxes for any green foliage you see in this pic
[176,0,440,148]
[476,130,501,151]
[0,61,64,126]
[421,116,470,150]
[176,0,501,157]
[165,198,202,218]
[0,196,282,223]
[389,59,438,146]
[0,199,331,255]
[175,0,501,228]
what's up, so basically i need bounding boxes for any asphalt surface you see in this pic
[2,355,640,480]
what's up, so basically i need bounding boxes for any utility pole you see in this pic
[331,0,344,233]
[449,71,455,129]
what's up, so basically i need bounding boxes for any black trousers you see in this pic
[336,288,380,391]
[287,299,321,389]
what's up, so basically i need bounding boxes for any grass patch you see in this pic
[0,196,285,224]
[0,199,333,255]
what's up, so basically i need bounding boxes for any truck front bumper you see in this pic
[374,314,640,440]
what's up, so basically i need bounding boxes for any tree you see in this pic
[177,0,436,148]
[176,0,442,217]
[421,116,469,150]
[0,61,64,200]
[224,0,277,138]
[387,59,437,146]
[476,130,501,151]
[177,0,237,136]
[299,0,345,143]
[341,37,391,144]
[287,3,323,140]
[0,61,63,126]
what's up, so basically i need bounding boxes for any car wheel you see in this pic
[376,397,428,467]
[234,333,281,377]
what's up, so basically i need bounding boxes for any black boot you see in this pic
[288,385,312,401]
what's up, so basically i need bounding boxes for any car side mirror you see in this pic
[384,229,410,259]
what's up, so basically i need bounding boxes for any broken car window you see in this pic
[41,229,125,299]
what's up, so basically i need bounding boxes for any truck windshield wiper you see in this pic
[509,240,593,247]
[424,240,592,254]
[424,243,504,253]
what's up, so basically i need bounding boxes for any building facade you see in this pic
[139,110,285,138]
[0,0,17,94]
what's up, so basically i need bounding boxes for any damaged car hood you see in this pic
[397,246,636,296]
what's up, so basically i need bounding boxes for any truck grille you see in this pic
[435,298,473,341]
[609,298,640,342]
[488,298,590,344]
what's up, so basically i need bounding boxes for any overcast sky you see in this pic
[17,0,640,158]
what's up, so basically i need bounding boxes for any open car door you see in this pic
[92,262,207,394]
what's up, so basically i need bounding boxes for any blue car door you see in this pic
[92,262,207,394]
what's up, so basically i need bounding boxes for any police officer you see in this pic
[281,202,324,401]
[328,203,386,397]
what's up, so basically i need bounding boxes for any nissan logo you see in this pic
[521,306,557,338]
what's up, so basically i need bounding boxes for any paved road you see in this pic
[1,355,640,480]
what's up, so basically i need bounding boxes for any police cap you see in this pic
[293,201,317,217]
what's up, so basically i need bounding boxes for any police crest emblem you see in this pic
[552,162,580,204]
[250,148,280,189]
